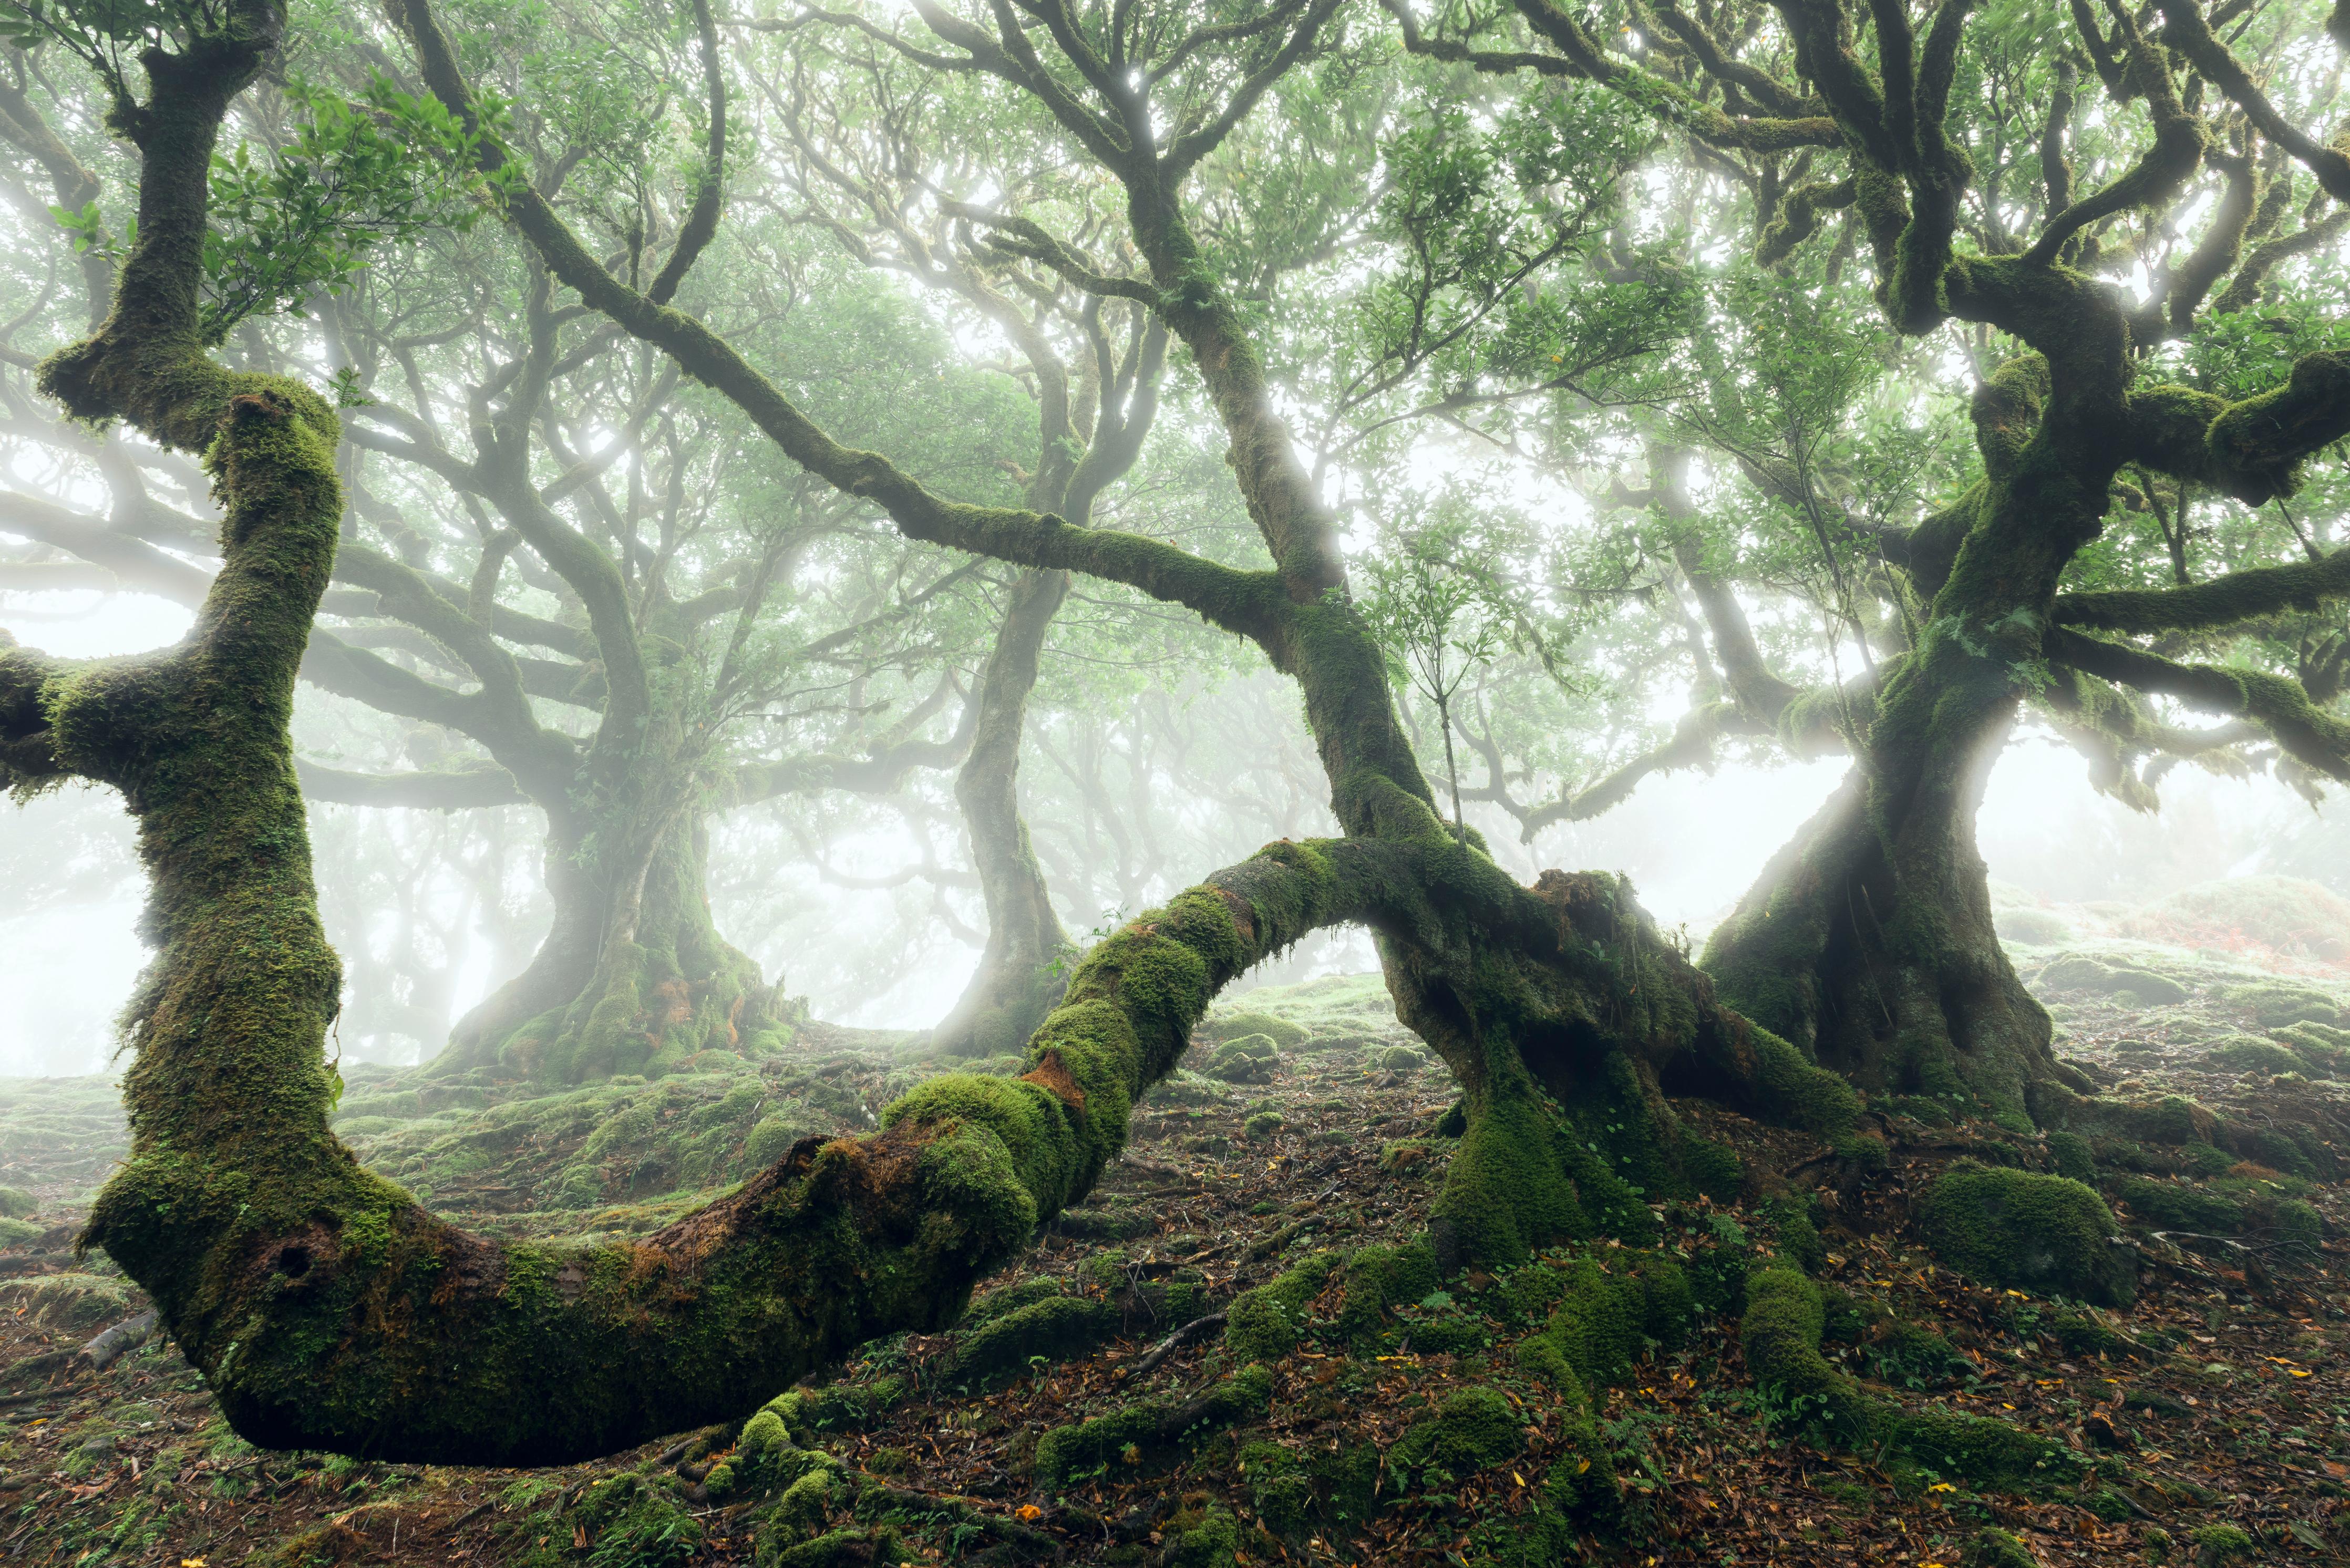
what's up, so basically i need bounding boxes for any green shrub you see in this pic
[2108,1175,2243,1233]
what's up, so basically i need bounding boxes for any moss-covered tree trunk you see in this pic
[440,804,780,1081]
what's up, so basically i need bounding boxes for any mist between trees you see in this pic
[0,0,2347,1520]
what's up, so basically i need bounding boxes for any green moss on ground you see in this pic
[1032,1365,1274,1489]
[1742,1267,2083,1490]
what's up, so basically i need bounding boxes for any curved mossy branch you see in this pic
[2046,627,2350,783]
[2213,209,2350,316]
[644,0,726,307]
[1383,0,1842,151]
[2034,662,2258,811]
[2151,0,2350,204]
[2117,352,2350,507]
[2056,544,2350,634]
[2018,13,2203,269]
[96,834,1424,1464]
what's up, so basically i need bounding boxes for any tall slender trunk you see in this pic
[933,567,1074,1056]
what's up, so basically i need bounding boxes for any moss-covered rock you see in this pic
[0,1185,34,1219]
[2035,954,2189,1005]
[1239,1440,1378,1543]
[2221,982,2341,1028]
[1161,1500,1241,1568]
[2199,1036,2306,1075]
[1384,1386,1522,1480]
[1224,1253,1338,1362]
[944,1294,1118,1387]
[2047,1130,2096,1183]
[0,1272,132,1329]
[2190,1523,2254,1565]
[1033,1366,1273,1489]
[1204,1034,1281,1083]
[1964,1526,2043,1567]
[1917,1163,2136,1306]
[1329,1241,1441,1348]
[1201,1010,1308,1049]
[572,1471,702,1567]
[2108,1175,2243,1233]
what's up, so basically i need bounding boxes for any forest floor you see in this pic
[7,876,2350,1566]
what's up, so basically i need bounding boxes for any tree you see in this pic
[3,0,2342,1476]
[1388,0,2350,1120]
[0,0,1040,1080]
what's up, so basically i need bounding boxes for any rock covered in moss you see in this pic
[1032,1366,1273,1489]
[2108,1174,2243,1233]
[2046,1130,2096,1183]
[571,1471,703,1566]
[1224,1253,1338,1361]
[1239,1440,1378,1543]
[2221,981,2342,1029]
[945,1293,1118,1386]
[2200,1035,2307,1075]
[1917,1162,2136,1306]
[1204,1034,1281,1082]
[0,1186,34,1219]
[1160,1499,1241,1568]
[0,1272,131,1329]
[1963,1525,2043,1567]
[1384,1385,1523,1479]
[2035,954,2189,1005]
[1202,1009,1308,1049]
[2190,1523,2254,1565]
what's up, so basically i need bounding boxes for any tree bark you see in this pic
[932,567,1075,1057]
[436,809,781,1081]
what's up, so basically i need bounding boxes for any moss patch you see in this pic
[1917,1162,2136,1306]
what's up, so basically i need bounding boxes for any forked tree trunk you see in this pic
[1703,358,2121,1125]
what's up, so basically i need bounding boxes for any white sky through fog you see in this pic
[0,592,2341,1076]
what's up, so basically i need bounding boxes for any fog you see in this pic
[2,579,2333,1077]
